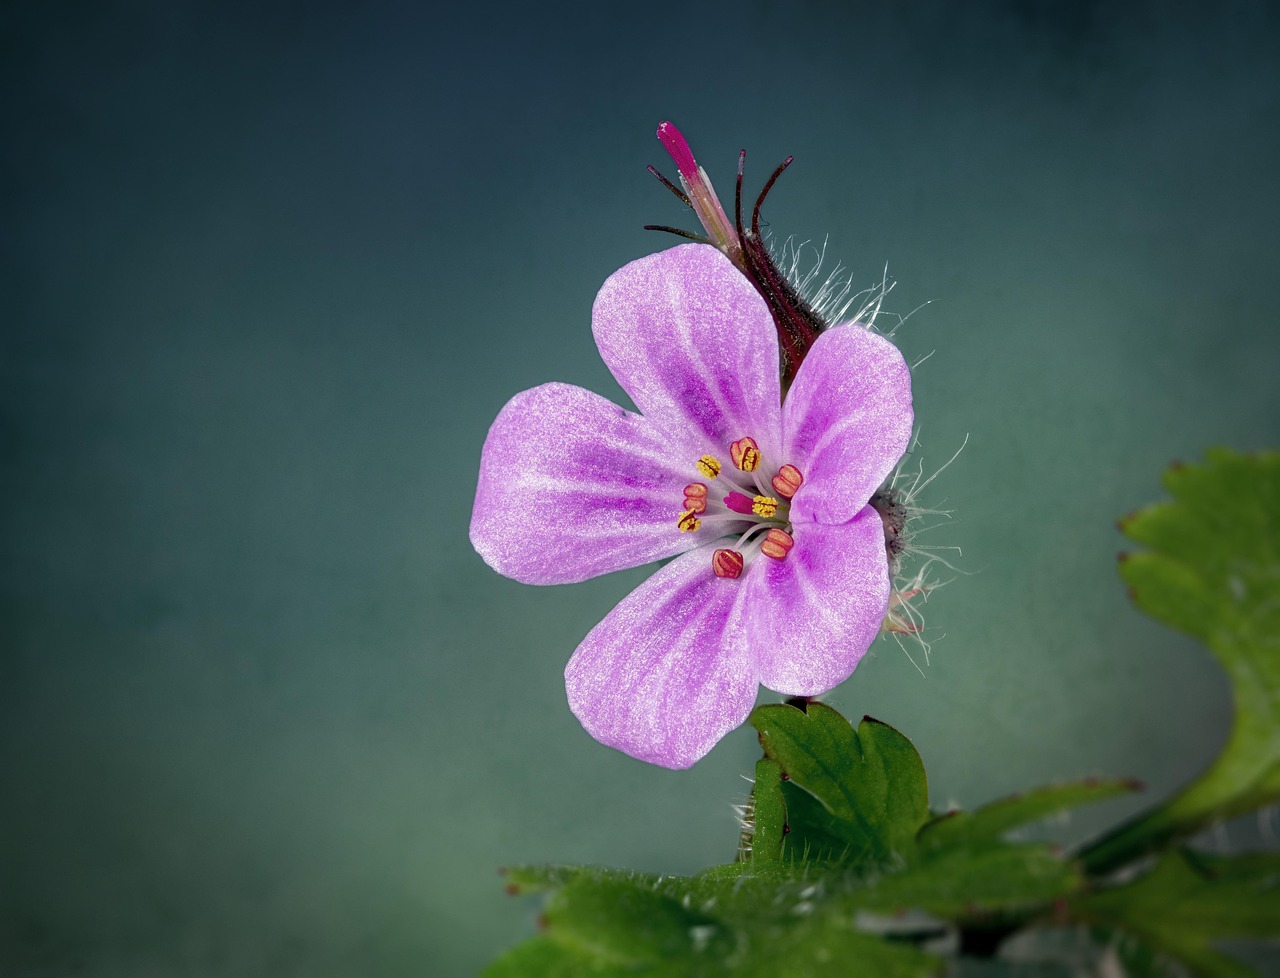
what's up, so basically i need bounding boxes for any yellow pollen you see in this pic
[752,495,779,518]
[677,510,702,533]
[730,437,760,472]
[696,455,721,479]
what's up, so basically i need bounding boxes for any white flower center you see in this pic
[674,436,805,579]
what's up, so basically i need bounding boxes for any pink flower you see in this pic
[470,243,913,768]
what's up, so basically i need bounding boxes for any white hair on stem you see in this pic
[771,230,964,675]
[880,431,971,672]
[773,232,938,342]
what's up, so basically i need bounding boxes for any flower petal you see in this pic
[592,243,783,464]
[471,382,700,585]
[565,545,756,768]
[743,508,890,696]
[783,325,913,525]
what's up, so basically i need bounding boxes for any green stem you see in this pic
[1078,803,1203,877]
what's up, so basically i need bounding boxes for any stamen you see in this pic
[724,492,755,515]
[696,513,761,527]
[677,510,701,533]
[712,549,744,579]
[771,464,804,499]
[735,522,775,549]
[697,455,721,479]
[761,528,794,560]
[730,437,760,472]
[683,483,708,514]
[752,495,779,518]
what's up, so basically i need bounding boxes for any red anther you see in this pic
[683,482,708,514]
[729,436,760,471]
[712,549,744,579]
[771,464,804,499]
[761,528,794,559]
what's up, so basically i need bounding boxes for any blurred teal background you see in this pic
[3,2,1279,975]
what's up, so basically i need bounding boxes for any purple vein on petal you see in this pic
[470,382,702,585]
[565,544,756,769]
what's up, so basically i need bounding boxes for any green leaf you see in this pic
[487,867,731,976]
[546,874,731,967]
[848,779,1133,921]
[918,779,1140,851]
[748,703,929,867]
[742,707,1128,920]
[871,842,1081,919]
[488,861,942,977]
[481,935,623,978]
[501,863,590,895]
[1082,449,1280,873]
[487,714,1155,974]
[777,778,875,863]
[656,866,944,977]
[715,913,942,977]
[1072,849,1280,978]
